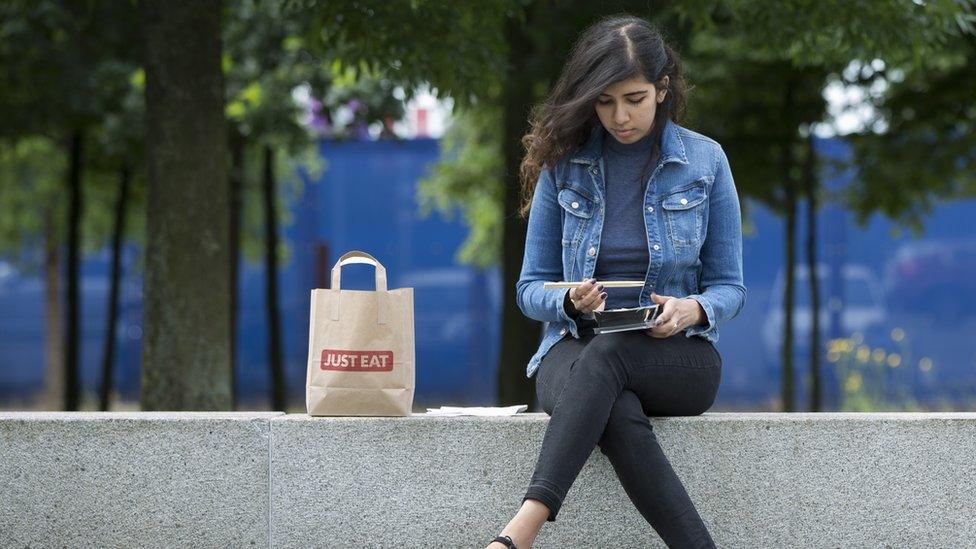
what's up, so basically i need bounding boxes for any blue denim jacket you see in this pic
[516,118,747,378]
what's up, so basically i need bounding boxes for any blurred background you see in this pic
[1,0,974,413]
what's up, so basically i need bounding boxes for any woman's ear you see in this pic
[657,76,670,103]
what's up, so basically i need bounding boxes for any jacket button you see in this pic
[680,198,688,205]
[588,247,596,256]
[647,206,654,212]
[560,327,568,335]
[653,244,660,251]
[571,201,579,209]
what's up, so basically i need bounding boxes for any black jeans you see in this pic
[522,322,721,549]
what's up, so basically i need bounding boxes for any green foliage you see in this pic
[417,106,504,267]
[225,0,516,267]
[84,65,149,256]
[0,0,141,136]
[677,0,976,230]
[0,0,144,271]
[286,0,513,110]
[224,0,321,150]
[842,34,976,233]
[674,0,974,67]
[224,0,328,267]
[0,138,65,271]
[684,33,834,232]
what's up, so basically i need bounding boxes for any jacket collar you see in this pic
[569,118,688,167]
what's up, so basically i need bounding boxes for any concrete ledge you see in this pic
[0,412,282,549]
[271,412,976,548]
[4,412,976,548]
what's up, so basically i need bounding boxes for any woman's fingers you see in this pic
[580,283,605,312]
[570,278,592,301]
[647,323,674,338]
[646,322,669,337]
[646,301,679,337]
[569,279,610,313]
[570,279,592,308]
[654,312,671,327]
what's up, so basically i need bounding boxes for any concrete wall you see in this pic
[0,412,280,548]
[3,412,976,548]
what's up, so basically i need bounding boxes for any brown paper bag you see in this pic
[305,250,415,416]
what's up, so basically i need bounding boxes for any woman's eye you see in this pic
[597,98,644,106]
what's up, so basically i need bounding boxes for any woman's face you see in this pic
[594,74,668,143]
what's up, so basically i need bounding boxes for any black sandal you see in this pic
[491,534,519,549]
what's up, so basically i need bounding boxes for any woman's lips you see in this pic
[614,129,635,137]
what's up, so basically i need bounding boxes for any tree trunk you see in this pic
[263,145,285,411]
[228,127,244,411]
[779,79,797,413]
[497,10,539,408]
[99,165,130,411]
[65,130,83,411]
[782,165,797,413]
[782,178,797,411]
[141,0,231,410]
[41,202,64,410]
[804,133,822,411]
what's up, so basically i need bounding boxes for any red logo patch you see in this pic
[320,349,394,372]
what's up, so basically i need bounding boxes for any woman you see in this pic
[486,14,747,549]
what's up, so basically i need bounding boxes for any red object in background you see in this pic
[415,108,428,137]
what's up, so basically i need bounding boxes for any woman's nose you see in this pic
[613,106,629,124]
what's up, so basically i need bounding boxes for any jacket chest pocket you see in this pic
[660,177,709,248]
[557,187,595,279]
[558,187,595,241]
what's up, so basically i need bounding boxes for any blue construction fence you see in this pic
[1,136,974,410]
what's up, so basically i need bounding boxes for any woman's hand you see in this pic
[567,278,607,315]
[645,292,705,338]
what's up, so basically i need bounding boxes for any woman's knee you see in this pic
[597,389,654,454]
[574,333,633,382]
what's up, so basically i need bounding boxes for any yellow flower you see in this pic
[872,348,886,364]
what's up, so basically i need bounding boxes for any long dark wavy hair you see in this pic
[518,14,688,219]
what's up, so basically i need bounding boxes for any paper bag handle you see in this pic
[331,250,388,292]
[329,251,387,324]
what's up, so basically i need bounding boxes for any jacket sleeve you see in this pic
[515,166,581,337]
[684,145,747,341]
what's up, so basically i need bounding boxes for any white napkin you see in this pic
[424,405,528,417]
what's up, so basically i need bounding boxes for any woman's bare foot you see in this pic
[485,498,551,549]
